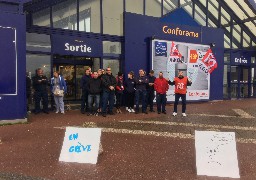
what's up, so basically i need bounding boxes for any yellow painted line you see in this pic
[120,120,256,131]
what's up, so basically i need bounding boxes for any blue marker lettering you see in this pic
[75,145,81,153]
[69,133,79,140]
[69,146,74,152]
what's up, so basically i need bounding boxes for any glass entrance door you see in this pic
[230,66,250,98]
[53,64,91,100]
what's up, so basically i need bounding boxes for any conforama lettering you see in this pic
[65,43,92,53]
[162,26,199,38]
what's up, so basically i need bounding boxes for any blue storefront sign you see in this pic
[51,35,103,57]
[231,51,251,66]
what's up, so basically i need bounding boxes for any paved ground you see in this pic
[1,99,256,180]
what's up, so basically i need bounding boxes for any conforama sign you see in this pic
[52,35,102,57]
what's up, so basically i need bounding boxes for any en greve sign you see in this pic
[65,43,92,53]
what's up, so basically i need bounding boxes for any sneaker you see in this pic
[87,113,91,116]
[119,109,122,114]
[55,111,59,114]
[162,111,167,114]
[102,113,106,117]
[116,109,120,114]
[94,112,98,116]
[81,110,85,114]
[128,109,132,113]
[158,112,161,114]
[173,112,177,116]
[182,113,187,117]
[142,111,148,114]
[61,111,65,114]
[131,109,135,113]
[126,107,129,111]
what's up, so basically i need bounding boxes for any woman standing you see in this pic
[124,71,136,113]
[51,71,67,114]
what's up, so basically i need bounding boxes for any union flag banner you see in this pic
[202,48,217,74]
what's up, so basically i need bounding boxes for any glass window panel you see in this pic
[52,0,77,30]
[103,59,120,77]
[145,0,161,17]
[243,32,250,47]
[163,0,178,15]
[245,21,256,37]
[199,0,206,7]
[224,34,231,48]
[26,33,51,52]
[79,0,100,33]
[208,18,217,27]
[221,7,230,26]
[103,0,123,36]
[232,42,238,49]
[103,41,121,54]
[182,2,192,17]
[194,4,206,26]
[233,25,241,43]
[238,1,255,17]
[224,0,248,20]
[26,54,51,79]
[126,0,143,15]
[32,8,50,27]
[208,0,218,19]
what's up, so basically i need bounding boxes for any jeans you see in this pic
[147,90,155,111]
[34,91,48,113]
[54,95,64,113]
[135,90,147,112]
[174,93,186,113]
[81,90,89,112]
[88,94,100,113]
[102,90,115,113]
[156,93,166,112]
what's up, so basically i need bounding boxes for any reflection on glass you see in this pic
[103,59,120,77]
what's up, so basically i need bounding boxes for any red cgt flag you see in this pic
[202,48,217,74]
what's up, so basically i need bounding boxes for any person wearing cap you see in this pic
[115,72,124,113]
[147,70,156,112]
[154,72,169,114]
[168,70,192,117]
[135,69,149,114]
[124,71,136,113]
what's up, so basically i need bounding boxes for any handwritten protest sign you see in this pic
[59,127,101,164]
[195,131,240,178]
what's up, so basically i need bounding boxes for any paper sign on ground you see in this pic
[59,127,101,164]
[195,130,240,178]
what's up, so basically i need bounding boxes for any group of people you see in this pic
[28,66,192,117]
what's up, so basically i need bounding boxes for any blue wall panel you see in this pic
[125,12,224,100]
[0,11,26,120]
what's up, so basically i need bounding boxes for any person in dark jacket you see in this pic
[135,69,149,114]
[32,68,49,114]
[115,72,124,114]
[124,71,136,113]
[101,67,117,117]
[87,71,102,116]
[147,70,156,112]
[80,68,91,114]
[26,72,31,113]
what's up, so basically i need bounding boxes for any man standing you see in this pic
[87,71,102,116]
[32,68,49,114]
[154,72,169,114]
[101,67,117,117]
[80,68,91,114]
[169,70,192,117]
[135,69,149,114]
[147,70,156,112]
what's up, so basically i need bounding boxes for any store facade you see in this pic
[1,0,256,122]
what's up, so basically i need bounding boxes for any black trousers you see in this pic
[126,92,135,109]
[34,91,48,113]
[174,93,186,113]
[147,90,155,111]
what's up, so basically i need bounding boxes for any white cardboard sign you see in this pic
[195,131,240,178]
[59,127,101,164]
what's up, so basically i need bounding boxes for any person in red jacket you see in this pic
[154,72,169,114]
[116,72,124,113]
[169,70,192,117]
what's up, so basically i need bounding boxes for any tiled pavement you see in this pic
[1,99,256,179]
